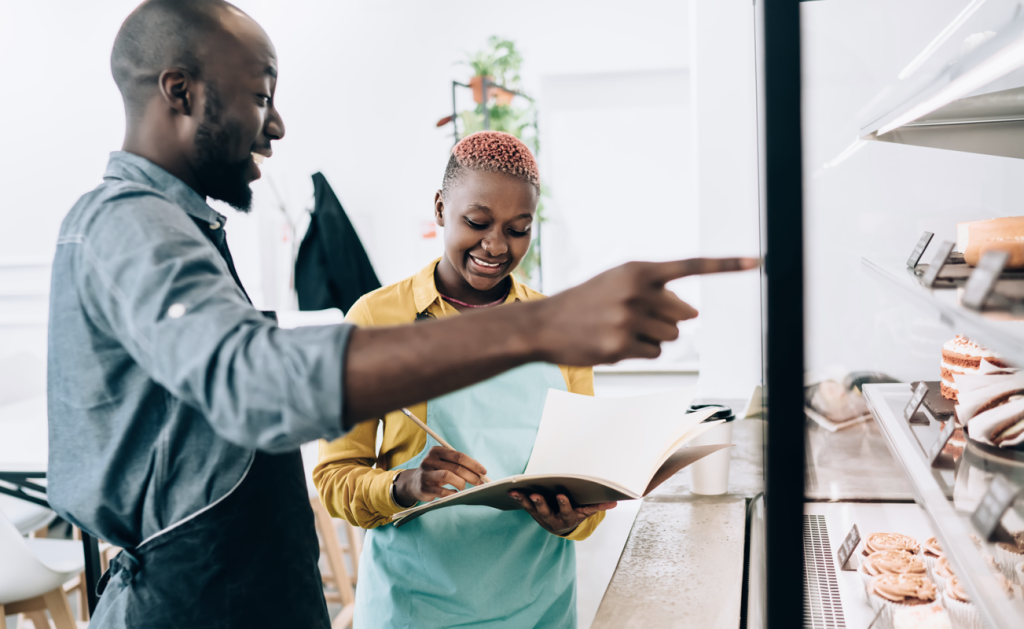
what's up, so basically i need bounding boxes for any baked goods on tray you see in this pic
[958,217,1024,269]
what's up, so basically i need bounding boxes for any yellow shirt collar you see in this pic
[412,257,530,314]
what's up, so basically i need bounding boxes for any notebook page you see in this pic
[523,387,707,495]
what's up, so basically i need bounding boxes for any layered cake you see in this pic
[958,217,1024,269]
[955,378,1024,449]
[940,336,1012,401]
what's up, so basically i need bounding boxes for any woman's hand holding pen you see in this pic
[508,491,617,536]
[394,446,489,507]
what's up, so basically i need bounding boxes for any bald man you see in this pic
[47,1,755,627]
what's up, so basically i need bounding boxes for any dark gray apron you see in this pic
[90,218,330,628]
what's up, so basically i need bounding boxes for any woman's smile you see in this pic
[467,253,508,277]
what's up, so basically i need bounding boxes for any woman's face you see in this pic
[434,169,538,293]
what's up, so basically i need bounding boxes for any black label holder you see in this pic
[837,523,861,572]
[907,231,934,270]
[971,474,1022,544]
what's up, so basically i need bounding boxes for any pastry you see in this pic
[941,574,1015,629]
[862,550,927,576]
[957,217,1024,269]
[859,549,927,595]
[868,573,939,629]
[863,532,920,556]
[941,336,1013,401]
[921,537,944,574]
[957,387,1024,448]
[869,573,937,604]
[996,532,1024,584]
[892,603,951,629]
[922,537,943,559]
[932,556,955,591]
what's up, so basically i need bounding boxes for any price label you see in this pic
[971,474,1021,542]
[836,523,861,571]
[927,418,957,466]
[962,250,1009,310]
[906,231,934,269]
[903,382,929,424]
[920,240,955,288]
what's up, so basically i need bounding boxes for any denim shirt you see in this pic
[47,151,353,548]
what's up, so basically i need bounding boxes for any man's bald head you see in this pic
[111,0,237,118]
[111,0,284,211]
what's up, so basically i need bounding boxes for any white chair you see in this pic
[0,495,56,537]
[0,509,81,629]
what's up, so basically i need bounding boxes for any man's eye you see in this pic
[509,228,530,237]
[256,94,271,106]
[465,219,487,230]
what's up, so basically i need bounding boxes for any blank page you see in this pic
[524,387,714,495]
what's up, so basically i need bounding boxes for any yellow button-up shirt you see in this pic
[313,258,603,541]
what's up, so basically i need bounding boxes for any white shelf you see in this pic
[862,257,1024,366]
[863,383,1024,629]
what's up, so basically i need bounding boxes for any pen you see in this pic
[400,407,492,484]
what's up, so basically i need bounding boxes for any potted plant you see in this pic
[438,37,548,288]
[465,37,522,104]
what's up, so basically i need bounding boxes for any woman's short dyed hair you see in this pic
[442,131,540,197]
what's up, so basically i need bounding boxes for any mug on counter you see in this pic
[688,404,737,496]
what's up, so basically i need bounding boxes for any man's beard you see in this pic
[193,83,254,212]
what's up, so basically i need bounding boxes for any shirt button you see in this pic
[168,303,187,319]
[209,221,221,230]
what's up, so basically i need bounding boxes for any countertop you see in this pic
[591,406,914,628]
[591,413,763,629]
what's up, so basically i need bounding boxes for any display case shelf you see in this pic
[862,257,1024,366]
[863,383,1024,629]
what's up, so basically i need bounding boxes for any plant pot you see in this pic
[469,75,492,104]
[493,86,515,106]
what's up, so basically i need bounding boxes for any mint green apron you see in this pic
[353,362,576,629]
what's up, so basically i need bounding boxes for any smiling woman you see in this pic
[434,131,541,307]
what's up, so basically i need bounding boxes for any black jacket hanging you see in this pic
[295,172,381,313]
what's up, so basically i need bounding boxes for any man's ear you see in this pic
[434,190,445,227]
[158,68,194,116]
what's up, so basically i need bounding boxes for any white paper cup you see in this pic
[689,421,734,495]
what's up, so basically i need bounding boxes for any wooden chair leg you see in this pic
[332,604,355,629]
[23,610,49,629]
[310,497,356,628]
[42,586,76,629]
[311,498,355,605]
[344,522,362,584]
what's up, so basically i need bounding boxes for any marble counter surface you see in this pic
[591,415,763,629]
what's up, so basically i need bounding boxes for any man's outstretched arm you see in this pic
[342,257,758,424]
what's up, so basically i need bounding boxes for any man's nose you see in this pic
[266,107,285,140]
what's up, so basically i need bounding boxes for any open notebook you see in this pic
[392,387,731,527]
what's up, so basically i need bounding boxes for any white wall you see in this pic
[540,69,701,366]
[801,0,1024,380]
[690,0,763,398]
[0,0,695,351]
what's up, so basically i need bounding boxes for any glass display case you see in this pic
[759,1,1024,627]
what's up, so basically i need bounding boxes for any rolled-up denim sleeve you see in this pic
[74,189,352,452]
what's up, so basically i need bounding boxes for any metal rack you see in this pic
[863,383,1024,628]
